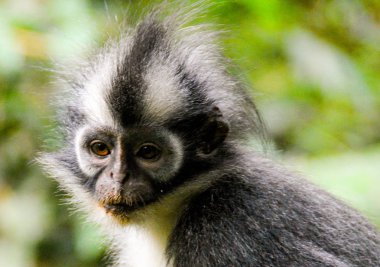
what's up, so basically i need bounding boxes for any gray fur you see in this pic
[39,3,380,267]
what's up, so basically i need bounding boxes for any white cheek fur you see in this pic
[167,133,184,178]
[142,132,184,182]
[75,126,103,177]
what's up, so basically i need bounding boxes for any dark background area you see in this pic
[0,0,379,266]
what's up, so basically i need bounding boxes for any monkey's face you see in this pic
[75,125,183,219]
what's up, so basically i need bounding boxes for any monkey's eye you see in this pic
[90,141,111,157]
[136,143,161,161]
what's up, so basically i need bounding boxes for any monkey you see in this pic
[39,3,380,267]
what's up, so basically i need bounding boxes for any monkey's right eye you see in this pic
[90,141,111,157]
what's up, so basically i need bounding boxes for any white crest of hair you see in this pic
[138,2,213,123]
[142,61,185,123]
[58,33,134,128]
[80,53,116,126]
[171,14,260,141]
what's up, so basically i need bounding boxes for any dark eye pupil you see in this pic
[90,142,110,156]
[96,143,106,151]
[137,145,160,160]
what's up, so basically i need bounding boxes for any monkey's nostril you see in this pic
[110,172,113,178]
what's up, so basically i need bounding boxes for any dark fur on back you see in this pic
[40,3,380,267]
[168,153,380,266]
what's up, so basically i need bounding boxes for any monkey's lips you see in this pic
[102,197,156,217]
[98,188,159,217]
[104,203,132,214]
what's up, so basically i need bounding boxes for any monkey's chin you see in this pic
[101,200,148,222]
[100,203,133,224]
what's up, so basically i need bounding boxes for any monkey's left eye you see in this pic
[90,141,111,157]
[135,143,161,161]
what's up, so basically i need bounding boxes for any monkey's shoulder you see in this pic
[167,172,380,267]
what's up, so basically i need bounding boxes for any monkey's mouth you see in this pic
[99,189,159,217]
[104,203,133,214]
[102,197,155,217]
[103,202,142,216]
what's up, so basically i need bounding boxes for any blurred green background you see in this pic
[0,0,379,266]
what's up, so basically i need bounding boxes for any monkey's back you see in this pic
[167,154,380,267]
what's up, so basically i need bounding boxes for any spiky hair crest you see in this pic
[50,2,266,146]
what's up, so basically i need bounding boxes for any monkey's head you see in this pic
[40,11,263,223]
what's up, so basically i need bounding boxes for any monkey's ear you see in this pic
[199,106,229,154]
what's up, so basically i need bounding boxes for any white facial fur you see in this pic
[74,125,105,178]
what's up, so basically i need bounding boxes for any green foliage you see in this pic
[0,0,379,266]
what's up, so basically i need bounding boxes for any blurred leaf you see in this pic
[0,22,24,75]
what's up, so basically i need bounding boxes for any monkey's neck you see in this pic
[108,185,192,267]
[113,216,175,267]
